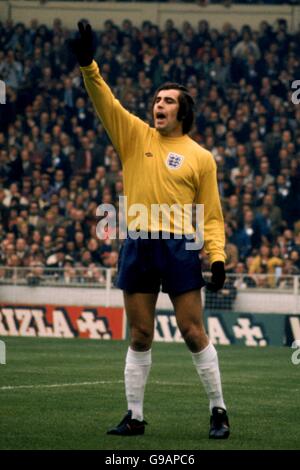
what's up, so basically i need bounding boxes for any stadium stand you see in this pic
[0,14,300,290]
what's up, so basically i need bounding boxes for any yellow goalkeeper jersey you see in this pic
[80,60,225,264]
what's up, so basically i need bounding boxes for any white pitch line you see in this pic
[0,380,124,391]
[0,380,196,391]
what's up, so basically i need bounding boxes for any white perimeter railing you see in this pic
[0,267,299,314]
[0,266,298,289]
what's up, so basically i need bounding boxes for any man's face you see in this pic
[153,89,183,137]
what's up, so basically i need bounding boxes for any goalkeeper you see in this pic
[69,22,230,440]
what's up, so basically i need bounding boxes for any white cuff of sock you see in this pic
[126,347,152,366]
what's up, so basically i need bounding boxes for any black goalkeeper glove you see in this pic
[206,261,226,292]
[68,21,94,67]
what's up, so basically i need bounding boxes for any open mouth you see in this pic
[156,112,166,121]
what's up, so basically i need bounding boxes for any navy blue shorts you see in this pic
[116,234,205,296]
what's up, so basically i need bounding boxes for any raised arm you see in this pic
[69,22,148,161]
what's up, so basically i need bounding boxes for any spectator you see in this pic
[233,28,261,61]
[233,209,261,259]
[224,222,239,273]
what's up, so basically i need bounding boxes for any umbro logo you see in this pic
[145,152,153,158]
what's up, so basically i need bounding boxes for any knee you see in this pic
[130,325,153,351]
[180,323,207,352]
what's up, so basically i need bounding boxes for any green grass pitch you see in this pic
[0,337,299,450]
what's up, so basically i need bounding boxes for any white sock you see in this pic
[192,342,226,412]
[124,347,152,421]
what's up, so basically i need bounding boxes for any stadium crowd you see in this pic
[0,16,300,288]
